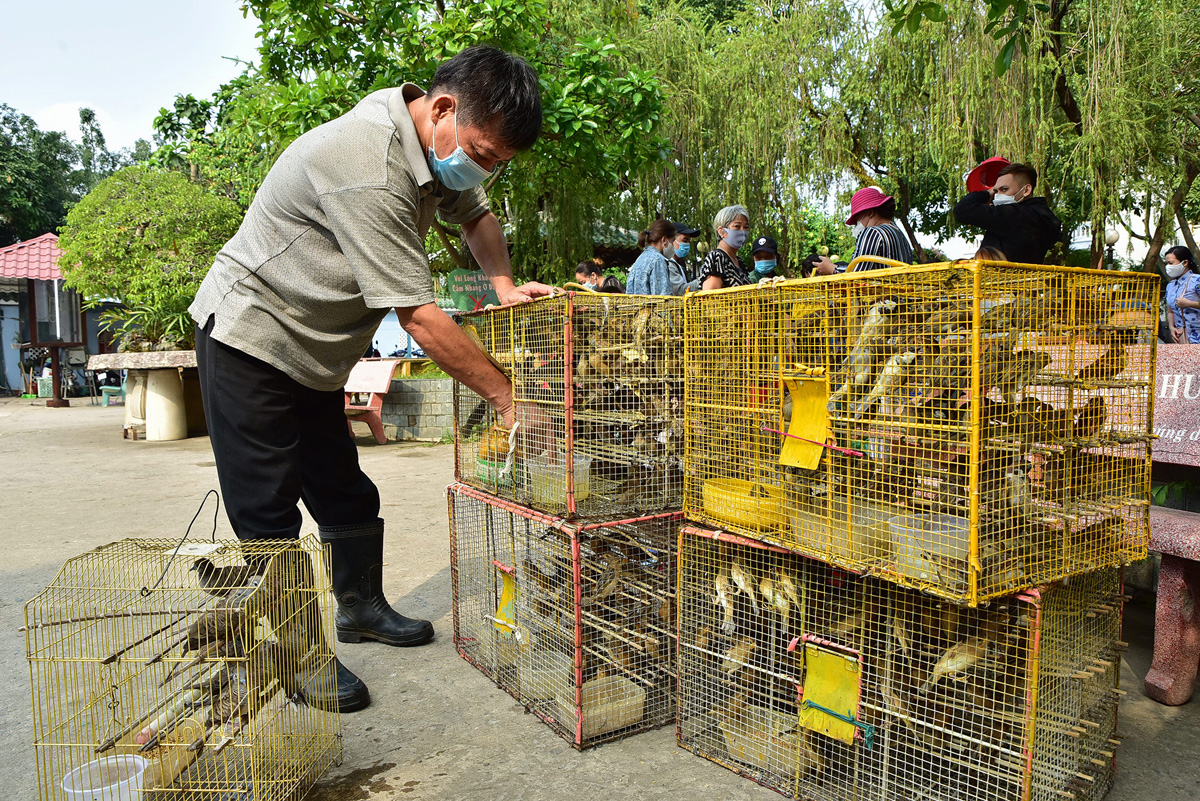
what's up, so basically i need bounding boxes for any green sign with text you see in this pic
[446,268,499,311]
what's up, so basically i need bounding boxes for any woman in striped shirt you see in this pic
[844,187,913,270]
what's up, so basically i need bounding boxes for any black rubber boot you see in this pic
[320,519,435,647]
[264,549,371,713]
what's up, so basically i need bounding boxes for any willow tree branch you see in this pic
[484,160,509,193]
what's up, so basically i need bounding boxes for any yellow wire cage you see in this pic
[684,260,1157,605]
[25,537,341,800]
[448,483,680,749]
[454,291,685,519]
[677,524,1124,801]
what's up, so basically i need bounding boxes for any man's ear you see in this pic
[429,93,456,123]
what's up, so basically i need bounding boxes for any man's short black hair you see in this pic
[800,253,822,278]
[998,162,1038,191]
[430,46,542,151]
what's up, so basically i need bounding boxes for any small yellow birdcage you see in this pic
[454,291,684,519]
[25,537,341,801]
[684,259,1157,605]
[677,524,1123,801]
[448,483,679,749]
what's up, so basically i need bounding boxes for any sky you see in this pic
[1,2,261,151]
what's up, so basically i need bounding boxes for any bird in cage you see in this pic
[714,570,736,634]
[1072,396,1107,442]
[995,350,1053,404]
[1076,340,1128,384]
[721,635,756,677]
[852,350,919,420]
[729,560,759,615]
[191,557,261,597]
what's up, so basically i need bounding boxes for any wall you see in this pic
[380,378,453,442]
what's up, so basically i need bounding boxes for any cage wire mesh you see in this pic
[677,524,1124,801]
[25,537,341,800]
[684,260,1156,605]
[454,292,685,519]
[448,483,679,749]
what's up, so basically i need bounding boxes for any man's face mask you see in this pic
[427,111,493,191]
[675,242,691,258]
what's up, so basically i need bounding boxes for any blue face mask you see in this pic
[427,113,493,191]
[675,242,691,258]
[754,259,777,276]
[722,229,749,249]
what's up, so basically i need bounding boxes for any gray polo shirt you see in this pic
[190,83,490,391]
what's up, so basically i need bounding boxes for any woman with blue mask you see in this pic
[699,205,753,290]
[575,260,604,290]
[626,219,683,296]
[1165,245,1200,344]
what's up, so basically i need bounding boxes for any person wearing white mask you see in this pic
[699,205,753,290]
[844,187,913,271]
[626,219,683,296]
[1164,246,1200,344]
[954,161,1062,264]
[575,260,604,290]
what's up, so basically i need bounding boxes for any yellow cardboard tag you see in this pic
[494,567,517,633]
[798,640,862,745]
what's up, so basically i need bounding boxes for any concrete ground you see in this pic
[1,396,1198,800]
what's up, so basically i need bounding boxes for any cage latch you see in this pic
[800,699,875,750]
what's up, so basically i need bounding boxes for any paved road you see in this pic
[0,397,1195,800]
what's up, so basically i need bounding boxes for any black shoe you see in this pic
[320,519,436,648]
[302,657,371,713]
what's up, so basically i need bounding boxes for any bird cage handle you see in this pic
[140,489,221,597]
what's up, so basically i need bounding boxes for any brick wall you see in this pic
[380,377,454,442]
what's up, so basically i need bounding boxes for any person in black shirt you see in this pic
[954,162,1062,264]
[699,205,753,290]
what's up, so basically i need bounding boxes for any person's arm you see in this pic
[461,211,553,305]
[702,275,725,290]
[1177,276,1200,308]
[397,302,513,422]
[953,190,1006,229]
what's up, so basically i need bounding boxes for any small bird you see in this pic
[477,425,512,462]
[721,635,757,676]
[852,296,901,349]
[996,350,1053,404]
[1076,343,1128,384]
[729,561,759,614]
[192,558,259,597]
[827,352,883,410]
[210,665,252,734]
[583,551,627,606]
[1072,396,1107,442]
[776,571,799,610]
[919,635,990,693]
[714,571,736,634]
[852,350,919,419]
[185,607,245,652]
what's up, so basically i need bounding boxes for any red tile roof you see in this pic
[0,233,64,280]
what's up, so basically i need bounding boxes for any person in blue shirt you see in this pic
[1165,246,1200,344]
[626,219,684,296]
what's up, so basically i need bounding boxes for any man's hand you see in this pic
[493,397,556,456]
[497,282,555,306]
[813,256,837,276]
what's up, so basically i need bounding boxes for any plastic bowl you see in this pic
[62,755,148,801]
[887,513,969,583]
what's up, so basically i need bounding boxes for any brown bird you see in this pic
[919,635,991,693]
[185,607,245,652]
[1076,343,1128,384]
[1072,396,1107,442]
[996,351,1053,404]
[721,636,757,676]
[583,551,628,606]
[192,558,260,597]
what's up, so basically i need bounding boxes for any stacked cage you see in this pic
[449,483,680,748]
[677,524,1124,801]
[454,291,685,519]
[25,536,341,801]
[684,261,1157,605]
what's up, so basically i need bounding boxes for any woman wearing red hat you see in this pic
[845,187,913,270]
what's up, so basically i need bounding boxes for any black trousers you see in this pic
[195,318,381,540]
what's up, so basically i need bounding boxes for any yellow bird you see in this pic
[919,635,990,693]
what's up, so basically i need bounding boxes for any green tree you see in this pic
[156,0,668,282]
[0,105,77,246]
[57,166,242,348]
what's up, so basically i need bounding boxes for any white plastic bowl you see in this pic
[888,513,969,583]
[61,755,148,801]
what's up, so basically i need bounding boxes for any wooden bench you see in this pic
[344,359,401,444]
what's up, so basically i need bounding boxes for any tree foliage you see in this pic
[155,0,669,282]
[0,105,77,246]
[57,166,242,347]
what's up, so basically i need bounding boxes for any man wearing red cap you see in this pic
[845,187,913,270]
[954,162,1062,264]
